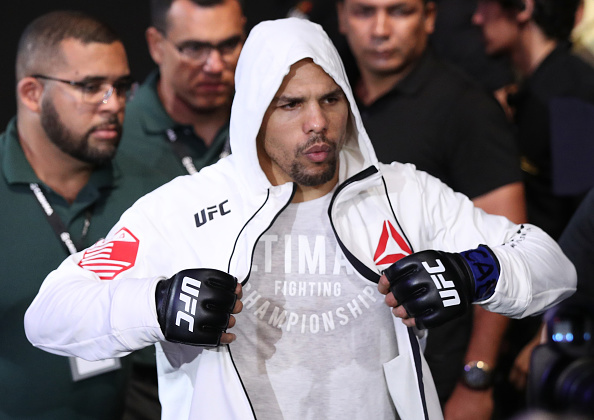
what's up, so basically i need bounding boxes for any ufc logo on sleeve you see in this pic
[421,259,461,307]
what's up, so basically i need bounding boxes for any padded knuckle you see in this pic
[158,268,237,347]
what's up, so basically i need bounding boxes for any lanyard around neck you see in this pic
[166,128,198,175]
[30,183,91,255]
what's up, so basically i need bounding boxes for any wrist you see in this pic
[459,245,500,301]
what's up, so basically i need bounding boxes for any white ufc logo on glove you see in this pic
[176,277,202,332]
[422,260,461,307]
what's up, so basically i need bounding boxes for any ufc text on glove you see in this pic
[384,245,500,329]
[155,268,238,346]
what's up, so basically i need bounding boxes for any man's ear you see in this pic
[17,77,44,113]
[516,0,534,23]
[424,1,437,35]
[146,27,165,65]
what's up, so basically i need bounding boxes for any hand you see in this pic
[155,268,243,346]
[378,274,417,327]
[443,383,494,420]
[381,246,499,329]
[219,281,243,345]
[509,329,543,390]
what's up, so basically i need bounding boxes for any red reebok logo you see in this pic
[374,220,412,266]
[78,228,139,280]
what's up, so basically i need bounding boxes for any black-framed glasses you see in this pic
[163,34,243,66]
[32,74,135,105]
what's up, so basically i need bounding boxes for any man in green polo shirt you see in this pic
[115,1,247,418]
[116,0,246,186]
[0,10,148,420]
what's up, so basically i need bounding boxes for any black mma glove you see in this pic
[384,245,500,329]
[155,268,238,346]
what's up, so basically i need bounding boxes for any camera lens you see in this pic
[554,358,594,414]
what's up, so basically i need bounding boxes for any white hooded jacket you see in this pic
[25,18,576,420]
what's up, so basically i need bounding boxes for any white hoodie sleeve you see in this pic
[384,164,577,319]
[480,223,577,317]
[24,208,166,361]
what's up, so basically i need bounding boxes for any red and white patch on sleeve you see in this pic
[78,227,139,280]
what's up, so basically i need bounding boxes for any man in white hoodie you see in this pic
[25,17,575,420]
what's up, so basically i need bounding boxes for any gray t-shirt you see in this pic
[231,193,398,419]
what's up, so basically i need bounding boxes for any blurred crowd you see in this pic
[1,1,594,419]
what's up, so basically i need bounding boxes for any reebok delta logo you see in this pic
[374,220,412,266]
[78,228,139,280]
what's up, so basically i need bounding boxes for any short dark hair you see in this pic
[497,0,581,41]
[150,0,243,34]
[16,10,121,80]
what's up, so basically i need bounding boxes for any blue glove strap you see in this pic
[460,245,500,301]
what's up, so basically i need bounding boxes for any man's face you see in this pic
[40,38,130,165]
[152,0,245,113]
[472,0,520,56]
[257,59,349,189]
[338,0,436,78]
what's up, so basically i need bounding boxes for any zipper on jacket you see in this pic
[232,183,296,285]
[328,166,383,283]
[331,166,431,419]
[227,345,258,420]
[226,184,295,280]
[225,183,296,419]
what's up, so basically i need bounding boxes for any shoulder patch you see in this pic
[78,228,139,280]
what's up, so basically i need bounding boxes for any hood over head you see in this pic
[229,17,379,191]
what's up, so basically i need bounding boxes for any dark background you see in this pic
[0,1,344,129]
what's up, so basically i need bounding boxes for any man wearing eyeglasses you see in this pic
[0,10,146,420]
[117,0,245,182]
[115,1,246,419]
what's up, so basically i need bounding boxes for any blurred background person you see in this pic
[336,0,526,419]
[0,10,142,420]
[430,0,515,93]
[472,0,594,417]
[472,0,594,240]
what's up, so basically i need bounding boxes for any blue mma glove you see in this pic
[384,245,500,329]
[155,268,238,346]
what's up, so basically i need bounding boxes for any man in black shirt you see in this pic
[337,0,526,418]
[472,0,594,417]
[473,0,594,240]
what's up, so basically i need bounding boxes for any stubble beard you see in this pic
[289,134,339,187]
[40,98,121,166]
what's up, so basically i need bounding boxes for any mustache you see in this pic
[90,115,122,134]
[297,134,334,153]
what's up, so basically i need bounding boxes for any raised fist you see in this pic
[155,268,240,346]
[383,245,499,329]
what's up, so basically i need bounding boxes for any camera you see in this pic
[527,296,594,416]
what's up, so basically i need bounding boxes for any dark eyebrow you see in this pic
[275,94,303,103]
[321,87,345,101]
[177,34,243,49]
[274,87,345,104]
[76,74,133,84]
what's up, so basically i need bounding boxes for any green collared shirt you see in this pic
[0,117,149,419]
[117,70,230,195]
